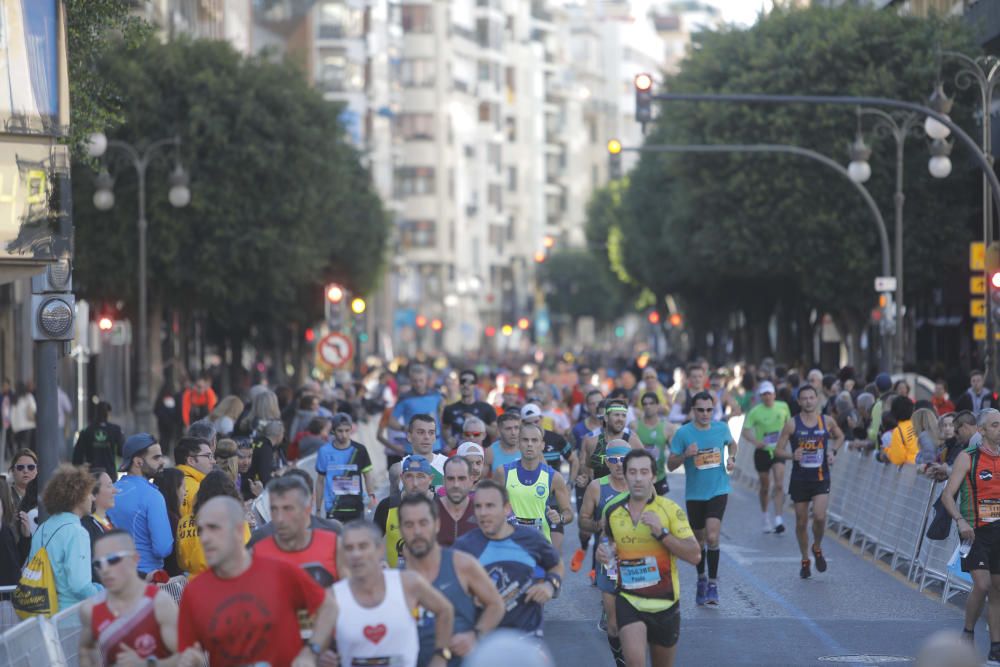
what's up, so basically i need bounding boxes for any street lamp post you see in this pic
[851,107,926,373]
[88,133,190,434]
[940,51,1000,379]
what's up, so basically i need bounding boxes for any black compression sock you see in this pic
[696,546,707,576]
[707,546,720,580]
[580,533,591,551]
[607,635,625,667]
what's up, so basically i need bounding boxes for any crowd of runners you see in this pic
[6,357,1000,666]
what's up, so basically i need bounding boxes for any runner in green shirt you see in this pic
[630,392,676,496]
[741,382,791,534]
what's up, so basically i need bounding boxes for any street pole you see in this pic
[858,108,921,374]
[942,52,1000,382]
[623,142,893,372]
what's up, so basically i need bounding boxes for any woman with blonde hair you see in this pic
[209,395,244,437]
[913,407,942,466]
[236,389,281,436]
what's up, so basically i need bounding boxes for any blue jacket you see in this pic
[107,474,174,573]
[28,512,101,609]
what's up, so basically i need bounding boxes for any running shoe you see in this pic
[774,518,786,535]
[570,548,586,572]
[962,629,974,644]
[812,546,827,573]
[988,643,1000,665]
[761,514,774,533]
[800,559,811,579]
[705,581,719,606]
[696,577,708,605]
[589,569,596,585]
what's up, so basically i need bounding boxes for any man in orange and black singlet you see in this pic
[942,407,1000,663]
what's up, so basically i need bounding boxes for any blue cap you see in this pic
[402,455,434,475]
[119,433,158,471]
[606,444,631,457]
[875,373,892,392]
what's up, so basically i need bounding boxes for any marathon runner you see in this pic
[578,441,631,667]
[667,391,736,606]
[580,400,643,488]
[442,369,498,451]
[667,363,705,425]
[520,403,578,551]
[600,450,700,667]
[774,383,844,579]
[437,455,479,546]
[741,381,791,534]
[315,412,376,523]
[390,415,449,499]
[495,423,573,543]
[941,407,1000,661]
[79,531,179,667]
[571,389,605,572]
[375,455,436,567]
[455,441,486,483]
[398,493,505,666]
[630,392,675,496]
[486,412,522,474]
[455,479,563,637]
[334,520,454,667]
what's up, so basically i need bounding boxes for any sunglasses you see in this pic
[463,431,484,438]
[606,456,625,465]
[14,464,36,472]
[93,550,134,571]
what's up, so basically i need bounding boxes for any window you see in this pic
[507,166,517,192]
[487,143,501,172]
[488,183,502,210]
[318,2,361,39]
[396,113,435,140]
[400,59,435,87]
[319,52,347,92]
[489,224,505,253]
[398,220,436,249]
[402,5,433,33]
[478,102,493,123]
[394,167,436,197]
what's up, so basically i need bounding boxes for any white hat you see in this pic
[758,381,776,395]
[456,442,486,458]
[520,404,542,420]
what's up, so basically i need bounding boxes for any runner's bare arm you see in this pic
[453,550,505,635]
[941,451,974,541]
[307,591,340,655]
[154,589,182,662]
[78,600,97,667]
[772,418,796,461]
[403,570,455,657]
[484,445,493,472]
[577,479,602,533]
[579,433,597,486]
[742,421,761,449]
[566,449,580,492]
[627,431,644,450]
[667,533,703,566]
[552,474,573,525]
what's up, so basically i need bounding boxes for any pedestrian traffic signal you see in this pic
[608,139,622,180]
[634,73,653,124]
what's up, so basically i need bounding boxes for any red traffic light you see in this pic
[416,315,428,329]
[98,316,114,331]
[634,73,653,91]
[304,328,315,342]
[431,318,443,331]
[991,272,1000,289]
[668,313,682,327]
[485,326,496,338]
[517,317,530,330]
[648,311,661,324]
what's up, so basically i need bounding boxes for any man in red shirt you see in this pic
[182,376,218,427]
[437,455,478,547]
[177,497,339,667]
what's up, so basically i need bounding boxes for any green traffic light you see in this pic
[359,332,369,343]
[614,325,625,338]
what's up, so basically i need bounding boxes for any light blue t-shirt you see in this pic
[391,390,444,452]
[670,421,733,501]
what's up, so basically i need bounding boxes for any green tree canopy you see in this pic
[71,37,389,341]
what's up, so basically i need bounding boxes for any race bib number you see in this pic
[800,448,824,469]
[514,516,545,532]
[330,464,361,495]
[619,557,660,590]
[763,432,780,447]
[693,448,722,470]
[351,658,395,667]
[980,499,1000,523]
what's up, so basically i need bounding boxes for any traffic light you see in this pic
[31,259,75,342]
[304,328,315,343]
[517,317,530,331]
[668,313,683,328]
[351,297,366,315]
[485,326,497,338]
[988,242,1000,330]
[634,73,653,124]
[647,310,661,325]
[608,139,622,180]
[325,283,345,328]
[430,318,443,332]
[98,315,114,332]
[416,315,428,329]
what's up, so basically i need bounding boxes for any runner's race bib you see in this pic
[619,557,660,590]
[693,448,722,470]
[330,464,360,495]
[514,516,545,532]
[763,432,780,448]
[351,658,399,667]
[980,499,1000,523]
[800,447,824,469]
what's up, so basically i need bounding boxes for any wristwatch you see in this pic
[657,527,670,542]
[545,573,562,598]
[434,647,453,661]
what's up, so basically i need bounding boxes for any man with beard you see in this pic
[375,455,435,567]
[437,456,479,547]
[399,493,504,666]
[580,401,643,488]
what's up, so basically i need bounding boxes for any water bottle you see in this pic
[960,538,973,558]
[601,536,617,580]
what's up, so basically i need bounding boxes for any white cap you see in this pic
[758,381,776,395]
[456,442,486,458]
[520,404,542,420]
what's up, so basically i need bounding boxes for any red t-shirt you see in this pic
[178,556,325,667]
[252,530,339,588]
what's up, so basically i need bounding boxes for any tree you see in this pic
[71,37,389,379]
[538,249,629,328]
[616,5,979,368]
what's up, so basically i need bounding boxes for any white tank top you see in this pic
[333,569,419,667]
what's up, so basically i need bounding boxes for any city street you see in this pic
[544,473,967,666]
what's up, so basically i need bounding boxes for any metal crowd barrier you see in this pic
[731,436,968,604]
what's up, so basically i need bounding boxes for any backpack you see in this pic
[13,523,71,619]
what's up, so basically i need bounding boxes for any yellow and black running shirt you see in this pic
[605,494,694,613]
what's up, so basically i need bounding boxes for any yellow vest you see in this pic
[504,463,553,542]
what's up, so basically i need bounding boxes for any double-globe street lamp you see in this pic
[87,132,191,433]
[846,105,952,373]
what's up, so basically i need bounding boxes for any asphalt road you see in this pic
[541,472,975,666]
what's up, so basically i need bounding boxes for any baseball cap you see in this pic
[403,455,434,475]
[520,404,542,420]
[331,412,353,428]
[875,373,893,393]
[119,433,157,471]
[758,381,775,396]
[456,442,485,458]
